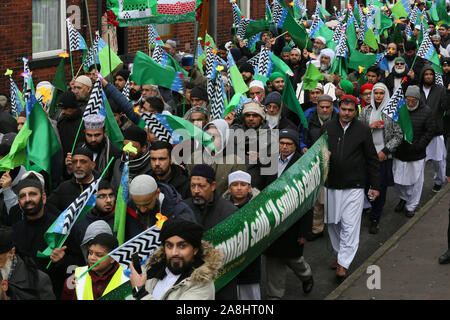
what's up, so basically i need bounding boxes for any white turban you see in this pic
[320,48,335,63]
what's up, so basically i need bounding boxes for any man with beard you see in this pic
[68,114,121,181]
[289,48,307,88]
[126,174,196,240]
[113,69,130,92]
[319,49,335,82]
[281,46,292,64]
[71,75,92,110]
[12,175,80,298]
[111,125,152,190]
[239,62,255,87]
[268,72,285,94]
[130,218,223,300]
[149,141,191,199]
[312,37,326,58]
[385,42,400,74]
[184,164,238,299]
[264,91,296,130]
[439,24,450,49]
[393,86,435,217]
[129,80,143,105]
[302,95,338,240]
[384,57,416,95]
[419,66,449,193]
[190,85,210,109]
[0,226,55,300]
[431,34,450,58]
[48,147,97,212]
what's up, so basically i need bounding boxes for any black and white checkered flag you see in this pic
[435,73,444,86]
[332,19,343,43]
[109,225,161,269]
[205,46,215,79]
[416,31,433,58]
[83,33,100,69]
[382,85,404,120]
[257,46,271,77]
[230,0,242,27]
[122,78,130,100]
[140,112,172,142]
[335,33,348,58]
[152,45,164,64]
[66,19,86,52]
[271,0,284,26]
[210,76,225,120]
[62,179,100,235]
[236,18,250,40]
[247,54,259,70]
[9,76,18,116]
[83,78,103,119]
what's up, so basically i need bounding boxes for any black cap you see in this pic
[279,128,299,149]
[72,146,94,161]
[159,218,204,249]
[190,164,216,181]
[190,85,208,102]
[123,125,148,147]
[59,91,78,109]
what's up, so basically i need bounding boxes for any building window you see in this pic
[155,24,174,40]
[32,0,67,59]
[238,0,250,18]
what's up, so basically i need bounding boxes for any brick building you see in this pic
[0,0,344,95]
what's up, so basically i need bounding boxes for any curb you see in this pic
[324,183,450,300]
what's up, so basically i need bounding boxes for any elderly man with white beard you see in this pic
[0,226,55,300]
[263,91,296,130]
[384,57,417,96]
[392,86,435,218]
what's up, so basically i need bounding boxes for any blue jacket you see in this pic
[103,83,141,125]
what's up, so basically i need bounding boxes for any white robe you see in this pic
[393,158,425,212]
[324,188,364,269]
[426,135,447,185]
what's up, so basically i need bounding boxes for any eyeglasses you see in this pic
[395,62,405,66]
[279,141,295,146]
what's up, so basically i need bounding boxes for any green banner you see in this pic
[101,135,329,299]
[204,135,329,291]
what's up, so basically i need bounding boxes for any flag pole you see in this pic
[46,157,115,269]
[69,53,75,78]
[71,119,84,154]
[84,0,96,72]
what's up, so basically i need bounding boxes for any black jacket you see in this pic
[150,164,191,200]
[264,151,313,259]
[47,175,97,213]
[322,117,380,190]
[419,65,449,137]
[57,110,84,160]
[383,68,415,96]
[393,102,435,162]
[125,182,196,240]
[304,110,338,149]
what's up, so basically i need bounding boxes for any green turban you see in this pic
[282,46,292,53]
[269,72,285,82]
[339,79,354,94]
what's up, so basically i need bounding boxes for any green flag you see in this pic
[0,123,32,171]
[26,95,61,174]
[348,50,378,72]
[281,74,308,128]
[436,0,450,23]
[103,92,124,149]
[391,1,408,19]
[281,11,312,51]
[364,28,378,50]
[346,20,359,52]
[48,58,67,117]
[131,51,185,93]
[389,23,404,44]
[380,12,393,33]
[227,51,249,94]
[244,19,271,40]
[99,45,123,78]
[302,63,324,91]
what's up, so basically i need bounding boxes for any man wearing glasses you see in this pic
[384,57,417,96]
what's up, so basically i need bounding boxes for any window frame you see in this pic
[32,0,67,60]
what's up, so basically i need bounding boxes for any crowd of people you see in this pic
[0,0,450,301]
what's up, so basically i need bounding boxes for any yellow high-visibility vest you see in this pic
[74,265,129,300]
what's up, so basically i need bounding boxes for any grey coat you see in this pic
[359,104,403,159]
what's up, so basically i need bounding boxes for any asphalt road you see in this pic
[260,161,440,300]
